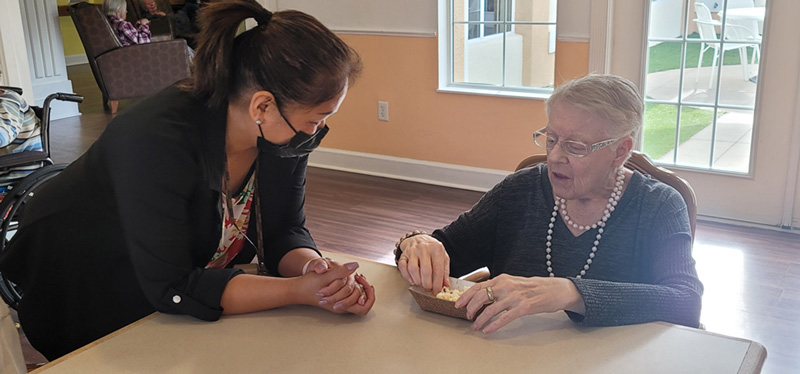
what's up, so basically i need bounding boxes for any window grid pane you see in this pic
[449,0,557,93]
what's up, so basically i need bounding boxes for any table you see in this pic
[33,253,767,373]
[1,302,25,373]
[721,7,766,21]
[717,6,764,82]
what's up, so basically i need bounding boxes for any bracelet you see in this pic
[301,258,317,275]
[394,230,427,262]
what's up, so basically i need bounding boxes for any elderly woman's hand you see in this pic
[396,234,450,295]
[455,274,585,333]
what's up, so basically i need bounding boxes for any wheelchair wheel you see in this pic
[0,163,66,309]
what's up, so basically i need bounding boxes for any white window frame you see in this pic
[437,0,557,99]
[466,0,514,40]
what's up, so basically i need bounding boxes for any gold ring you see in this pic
[398,255,409,262]
[486,286,495,303]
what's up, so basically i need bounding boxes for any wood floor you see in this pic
[13,64,800,373]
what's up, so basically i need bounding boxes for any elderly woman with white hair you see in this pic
[104,0,151,46]
[395,74,703,333]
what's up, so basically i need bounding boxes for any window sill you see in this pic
[436,86,552,100]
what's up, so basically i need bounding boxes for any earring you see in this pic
[256,120,261,125]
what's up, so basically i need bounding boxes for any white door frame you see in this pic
[595,0,800,228]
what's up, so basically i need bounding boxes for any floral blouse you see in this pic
[206,172,256,269]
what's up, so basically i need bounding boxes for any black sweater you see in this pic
[0,86,317,359]
[433,164,703,328]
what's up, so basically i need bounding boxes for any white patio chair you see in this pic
[694,3,761,89]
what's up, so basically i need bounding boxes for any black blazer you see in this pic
[0,86,318,359]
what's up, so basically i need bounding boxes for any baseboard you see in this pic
[65,54,88,66]
[307,148,510,192]
[698,215,800,235]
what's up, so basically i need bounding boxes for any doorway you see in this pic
[609,0,800,227]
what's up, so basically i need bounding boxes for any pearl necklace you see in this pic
[545,168,625,279]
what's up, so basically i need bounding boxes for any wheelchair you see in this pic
[0,86,83,309]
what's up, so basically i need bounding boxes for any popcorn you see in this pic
[435,286,466,302]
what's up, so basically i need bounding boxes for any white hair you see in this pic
[103,0,128,17]
[546,74,644,141]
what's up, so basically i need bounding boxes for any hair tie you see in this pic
[254,10,273,26]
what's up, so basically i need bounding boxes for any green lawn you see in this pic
[643,102,723,159]
[648,33,758,74]
[643,33,743,158]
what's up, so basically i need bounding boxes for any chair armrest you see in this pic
[95,39,191,101]
[694,18,722,26]
[151,34,173,43]
[723,22,762,41]
[0,86,23,95]
[0,151,49,170]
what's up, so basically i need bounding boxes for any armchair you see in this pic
[68,2,191,114]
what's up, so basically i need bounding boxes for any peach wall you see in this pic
[324,35,589,171]
[553,40,590,86]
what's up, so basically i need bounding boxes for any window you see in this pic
[642,0,765,173]
[438,0,558,97]
[468,0,513,39]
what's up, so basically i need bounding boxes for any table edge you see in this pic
[30,313,159,373]
[738,341,768,374]
[654,322,767,373]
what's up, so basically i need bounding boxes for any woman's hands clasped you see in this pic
[396,234,451,295]
[297,258,376,315]
[455,274,585,333]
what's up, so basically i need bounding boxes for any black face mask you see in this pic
[256,104,329,158]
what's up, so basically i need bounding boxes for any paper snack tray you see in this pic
[408,277,476,320]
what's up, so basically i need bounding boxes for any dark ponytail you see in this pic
[183,0,362,109]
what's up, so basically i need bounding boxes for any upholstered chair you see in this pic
[68,2,191,114]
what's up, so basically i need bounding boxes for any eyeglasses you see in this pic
[532,128,623,158]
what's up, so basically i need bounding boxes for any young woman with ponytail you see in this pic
[0,0,372,360]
